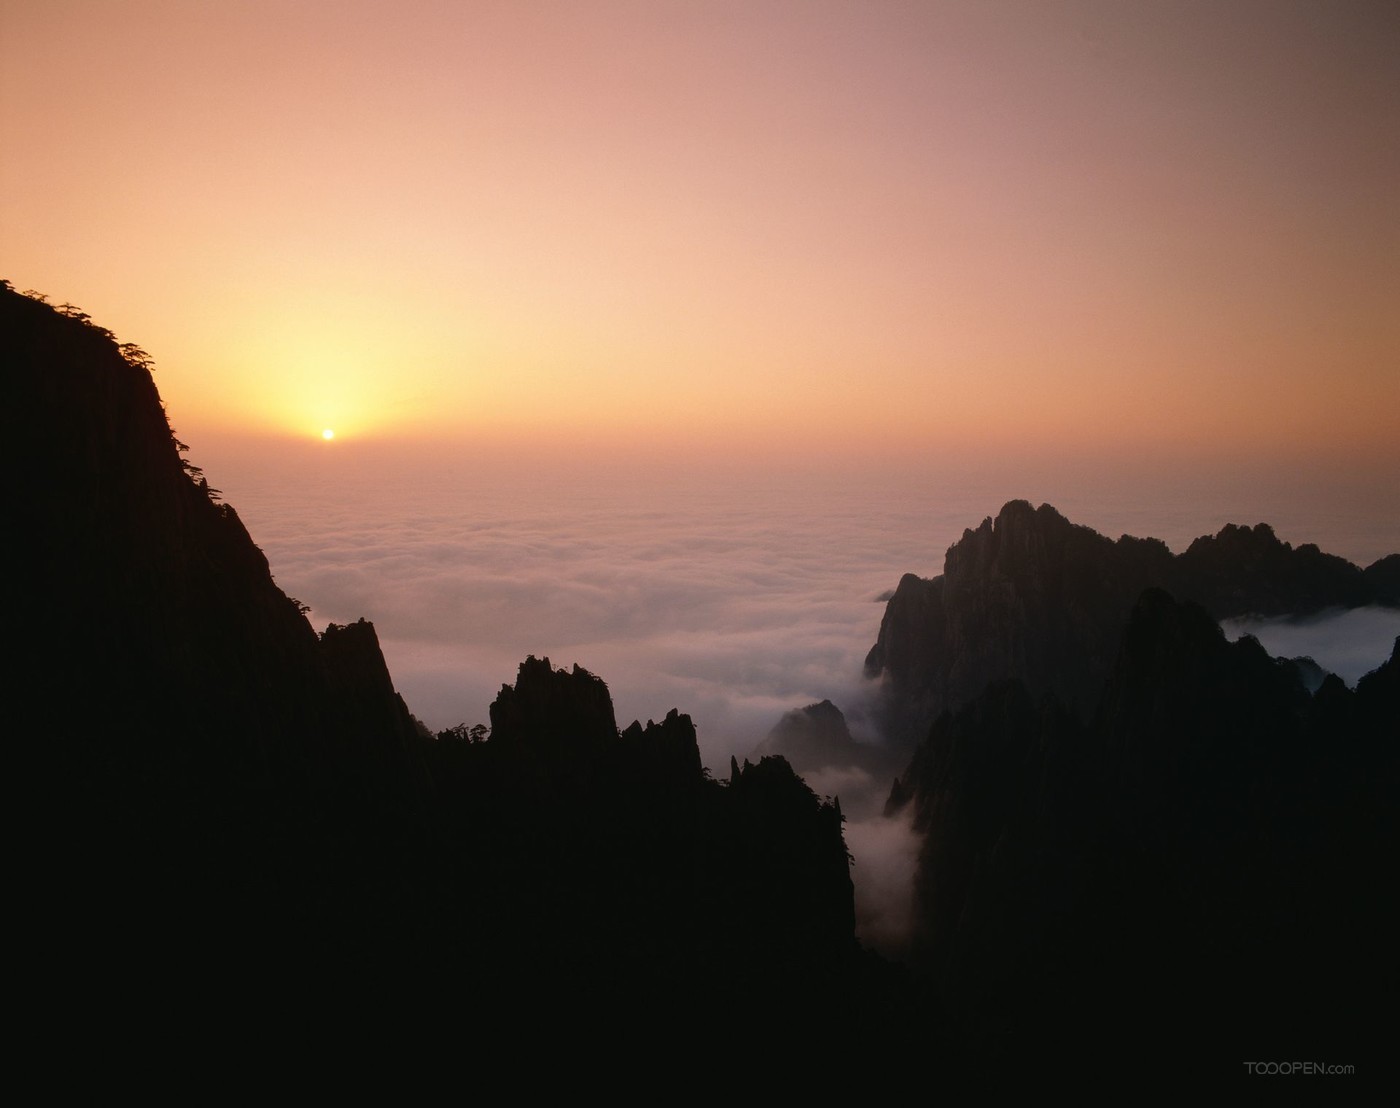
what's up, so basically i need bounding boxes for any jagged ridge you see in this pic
[865,498,1396,744]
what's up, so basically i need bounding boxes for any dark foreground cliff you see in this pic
[6,284,913,1050]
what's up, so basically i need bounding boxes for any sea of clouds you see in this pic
[1221,606,1399,687]
[200,442,1398,955]
[227,461,969,765]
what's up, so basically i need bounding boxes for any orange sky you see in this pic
[3,0,1397,470]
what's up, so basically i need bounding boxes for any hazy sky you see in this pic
[4,0,1397,473]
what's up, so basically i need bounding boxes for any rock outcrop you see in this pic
[489,655,620,748]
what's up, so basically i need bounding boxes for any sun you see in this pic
[321,428,335,441]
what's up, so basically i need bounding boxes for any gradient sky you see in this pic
[3,0,1398,470]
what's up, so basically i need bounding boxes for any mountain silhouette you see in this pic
[865,498,1397,745]
[11,281,1392,1068]
[5,282,898,1050]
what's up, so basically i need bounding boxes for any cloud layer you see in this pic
[218,449,1399,771]
[207,447,1397,955]
[227,459,986,769]
[1222,607,1400,687]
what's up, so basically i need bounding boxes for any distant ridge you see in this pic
[865,498,1397,743]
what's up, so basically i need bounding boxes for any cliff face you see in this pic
[889,590,1398,1055]
[6,284,431,994]
[6,284,418,771]
[866,501,1175,741]
[866,499,1396,745]
[719,755,856,955]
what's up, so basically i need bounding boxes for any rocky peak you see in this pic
[488,655,620,746]
[619,707,704,782]
[865,499,1394,748]
[756,699,858,770]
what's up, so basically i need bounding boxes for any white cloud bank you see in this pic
[201,445,1396,959]
[1222,606,1400,687]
